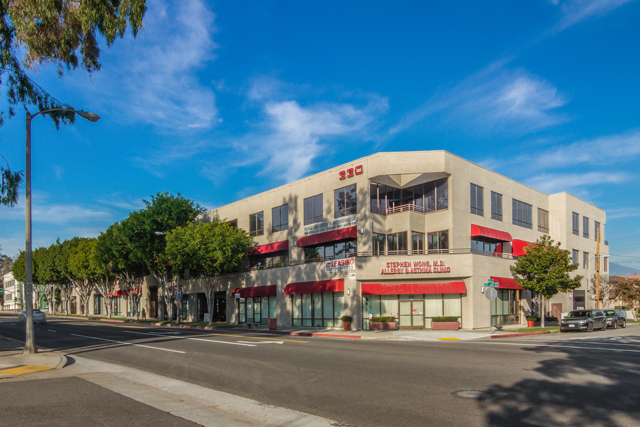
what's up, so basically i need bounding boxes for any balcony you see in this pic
[352,248,514,259]
[371,203,436,216]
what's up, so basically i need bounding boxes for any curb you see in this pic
[0,334,67,369]
[491,330,559,339]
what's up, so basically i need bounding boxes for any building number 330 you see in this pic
[339,165,363,180]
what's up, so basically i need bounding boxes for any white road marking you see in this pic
[121,330,257,347]
[70,333,186,353]
[506,339,640,348]
[237,341,284,345]
[48,330,57,333]
[474,341,640,353]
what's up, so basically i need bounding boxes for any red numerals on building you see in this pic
[339,165,363,180]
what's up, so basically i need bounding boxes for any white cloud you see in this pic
[390,64,568,136]
[551,0,634,32]
[81,0,218,131]
[524,171,630,194]
[234,96,388,181]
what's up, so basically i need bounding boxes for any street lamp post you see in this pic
[24,108,100,354]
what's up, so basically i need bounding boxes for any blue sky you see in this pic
[1,0,639,272]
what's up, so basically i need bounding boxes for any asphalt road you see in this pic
[1,314,639,427]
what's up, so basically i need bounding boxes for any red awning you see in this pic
[297,226,357,247]
[512,239,535,256]
[490,276,525,290]
[361,282,467,295]
[249,240,289,256]
[231,285,277,298]
[284,279,344,295]
[471,224,512,242]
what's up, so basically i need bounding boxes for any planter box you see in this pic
[431,321,459,330]
[343,321,351,331]
[370,321,396,331]
[268,318,277,330]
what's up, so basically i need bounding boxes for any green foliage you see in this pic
[340,315,353,323]
[526,316,538,321]
[12,251,26,282]
[1,165,23,206]
[545,316,558,322]
[370,316,396,323]
[510,235,582,299]
[67,238,98,281]
[611,279,640,310]
[432,316,460,322]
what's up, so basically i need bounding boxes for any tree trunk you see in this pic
[541,295,546,327]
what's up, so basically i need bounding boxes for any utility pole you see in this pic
[595,227,601,309]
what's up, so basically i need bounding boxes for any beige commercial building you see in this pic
[164,151,606,330]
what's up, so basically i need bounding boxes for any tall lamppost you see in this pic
[24,108,100,354]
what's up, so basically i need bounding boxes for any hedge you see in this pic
[370,316,397,323]
[432,316,459,322]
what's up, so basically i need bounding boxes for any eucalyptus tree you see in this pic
[166,221,253,325]
[122,192,204,321]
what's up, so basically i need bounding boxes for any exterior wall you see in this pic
[2,272,24,311]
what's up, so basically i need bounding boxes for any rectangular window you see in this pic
[386,232,408,253]
[304,239,357,261]
[369,179,447,214]
[272,204,288,232]
[372,233,385,254]
[583,252,589,269]
[471,237,503,256]
[491,192,502,221]
[304,194,323,225]
[470,184,483,216]
[412,232,424,254]
[292,291,344,327]
[572,212,579,235]
[250,252,289,270]
[583,217,590,238]
[436,178,448,210]
[538,208,549,234]
[428,230,449,252]
[604,257,608,273]
[572,249,579,265]
[335,184,357,218]
[594,221,601,242]
[512,199,532,229]
[249,212,264,236]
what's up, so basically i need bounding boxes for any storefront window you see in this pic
[239,298,246,323]
[304,239,356,261]
[292,292,344,327]
[363,293,461,329]
[491,289,521,326]
[237,296,277,324]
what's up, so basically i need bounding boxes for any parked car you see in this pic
[560,309,607,332]
[18,309,47,324]
[603,309,626,329]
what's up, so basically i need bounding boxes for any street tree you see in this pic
[510,235,582,327]
[589,273,613,309]
[93,225,125,318]
[0,0,147,206]
[123,193,204,321]
[67,238,98,316]
[611,279,640,320]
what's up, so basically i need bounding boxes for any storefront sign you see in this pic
[303,215,356,236]
[380,260,451,275]
[348,272,356,280]
[325,258,356,273]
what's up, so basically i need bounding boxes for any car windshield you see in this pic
[567,311,591,318]
[605,310,616,316]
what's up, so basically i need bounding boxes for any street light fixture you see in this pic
[23,107,100,354]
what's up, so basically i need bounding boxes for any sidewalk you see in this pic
[0,335,66,379]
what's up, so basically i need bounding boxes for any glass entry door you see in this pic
[399,300,424,329]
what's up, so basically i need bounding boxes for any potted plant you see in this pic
[341,315,353,330]
[369,316,397,330]
[431,316,460,330]
[526,316,537,327]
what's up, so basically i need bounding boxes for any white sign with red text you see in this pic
[325,258,356,273]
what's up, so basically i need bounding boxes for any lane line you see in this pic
[505,339,640,348]
[121,331,257,347]
[122,330,307,344]
[47,330,57,333]
[237,341,284,345]
[471,341,640,353]
[70,333,186,353]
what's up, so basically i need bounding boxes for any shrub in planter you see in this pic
[371,316,396,322]
[340,315,353,331]
[545,316,558,323]
[370,316,397,330]
[431,316,459,330]
[526,316,538,322]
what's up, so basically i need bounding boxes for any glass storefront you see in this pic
[490,289,521,326]
[292,292,344,327]
[362,294,462,329]
[238,296,277,324]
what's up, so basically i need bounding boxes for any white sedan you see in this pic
[18,309,47,324]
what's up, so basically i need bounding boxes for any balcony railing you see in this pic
[371,203,436,216]
[353,248,514,259]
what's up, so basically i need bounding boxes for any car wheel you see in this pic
[622,320,626,328]
[602,322,607,331]
[588,322,594,332]
[613,321,617,329]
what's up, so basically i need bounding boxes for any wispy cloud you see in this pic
[550,0,634,32]
[234,94,388,181]
[524,171,630,194]
[390,63,568,136]
[606,207,640,220]
[81,0,219,131]
[134,138,215,178]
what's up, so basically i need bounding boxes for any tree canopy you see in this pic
[0,0,147,206]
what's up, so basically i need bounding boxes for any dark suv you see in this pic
[603,309,626,329]
[560,309,607,332]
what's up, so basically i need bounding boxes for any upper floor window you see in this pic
[604,256,608,273]
[512,199,532,229]
[572,249,579,265]
[429,230,449,251]
[304,194,323,225]
[227,219,238,229]
[594,221,601,241]
[583,217,590,239]
[538,208,549,234]
[491,192,502,221]
[250,252,289,270]
[371,232,408,254]
[335,184,357,218]
[304,239,357,261]
[369,178,448,215]
[412,232,424,254]
[572,212,579,235]
[470,184,483,216]
[583,252,589,269]
[471,237,502,256]
[272,204,288,232]
[249,212,263,237]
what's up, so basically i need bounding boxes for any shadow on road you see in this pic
[477,339,640,426]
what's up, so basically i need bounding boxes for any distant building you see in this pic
[2,272,23,312]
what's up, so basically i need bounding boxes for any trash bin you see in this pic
[268,318,277,330]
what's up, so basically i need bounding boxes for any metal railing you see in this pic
[371,203,436,216]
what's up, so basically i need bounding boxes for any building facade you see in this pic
[2,272,24,312]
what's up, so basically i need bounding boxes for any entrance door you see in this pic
[551,303,562,320]
[399,300,425,329]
